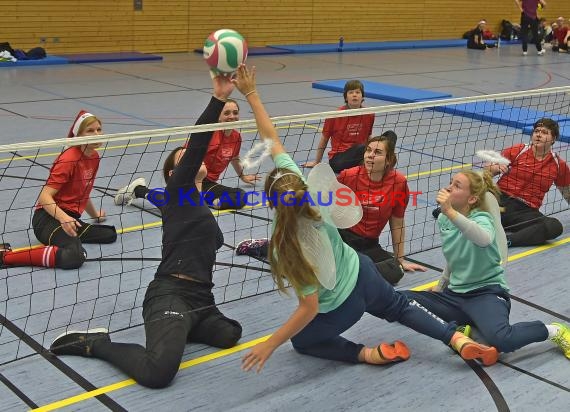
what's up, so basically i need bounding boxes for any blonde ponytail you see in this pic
[264,168,320,294]
[461,169,501,212]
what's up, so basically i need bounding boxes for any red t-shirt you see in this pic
[322,105,375,159]
[337,166,409,239]
[39,146,100,215]
[522,0,539,19]
[554,26,569,44]
[498,143,570,209]
[203,129,242,182]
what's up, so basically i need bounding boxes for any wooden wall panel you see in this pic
[1,1,569,54]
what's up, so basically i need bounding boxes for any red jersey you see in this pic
[522,0,539,19]
[554,26,569,44]
[203,129,242,182]
[498,143,570,209]
[39,146,100,215]
[322,105,374,159]
[338,166,409,239]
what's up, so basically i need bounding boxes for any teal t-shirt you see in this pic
[273,153,359,313]
[439,210,509,293]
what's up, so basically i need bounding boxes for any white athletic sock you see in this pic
[546,324,560,339]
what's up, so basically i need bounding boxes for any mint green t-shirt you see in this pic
[273,153,359,313]
[439,210,509,293]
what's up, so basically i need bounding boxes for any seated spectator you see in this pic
[553,17,570,52]
[540,18,553,43]
[467,20,495,50]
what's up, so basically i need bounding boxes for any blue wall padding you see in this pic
[312,79,452,103]
[270,39,468,53]
[194,46,292,56]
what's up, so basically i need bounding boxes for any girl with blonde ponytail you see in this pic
[233,64,500,374]
[405,171,570,359]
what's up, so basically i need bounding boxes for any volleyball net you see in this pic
[1,86,569,364]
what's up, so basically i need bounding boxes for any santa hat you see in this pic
[68,110,95,137]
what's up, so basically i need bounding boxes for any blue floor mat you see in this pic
[57,52,162,63]
[312,79,452,103]
[436,101,569,129]
[0,55,69,67]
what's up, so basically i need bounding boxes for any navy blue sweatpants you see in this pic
[404,285,548,353]
[290,253,457,363]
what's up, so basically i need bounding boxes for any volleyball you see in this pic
[203,29,248,74]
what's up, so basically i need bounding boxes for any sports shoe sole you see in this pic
[114,178,146,206]
[459,343,498,366]
[52,327,109,344]
[379,340,411,362]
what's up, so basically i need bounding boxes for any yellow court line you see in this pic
[31,235,569,411]
[405,163,472,179]
[32,336,270,412]
[506,236,570,261]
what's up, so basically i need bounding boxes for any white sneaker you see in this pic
[114,177,147,206]
[522,51,528,56]
[537,49,545,56]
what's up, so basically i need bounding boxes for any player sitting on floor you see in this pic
[302,80,375,173]
[404,170,570,360]
[1,110,117,270]
[237,130,427,285]
[114,99,260,210]
[485,118,570,247]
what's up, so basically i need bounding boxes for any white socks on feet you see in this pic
[546,324,560,339]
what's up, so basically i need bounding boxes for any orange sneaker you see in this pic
[451,332,498,366]
[365,340,410,364]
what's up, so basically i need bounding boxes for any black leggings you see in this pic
[500,194,563,246]
[91,276,242,388]
[32,208,117,269]
[520,13,542,52]
[329,144,366,174]
[135,182,245,211]
[339,229,404,285]
[202,179,245,210]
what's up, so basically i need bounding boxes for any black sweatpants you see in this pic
[32,208,117,269]
[91,276,242,388]
[339,228,405,285]
[520,13,542,52]
[202,179,245,210]
[500,194,562,246]
[329,144,366,174]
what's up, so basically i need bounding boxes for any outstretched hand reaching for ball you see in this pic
[232,64,257,96]
[212,72,235,102]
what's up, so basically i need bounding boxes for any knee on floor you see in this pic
[56,245,86,269]
[544,218,563,240]
[216,323,243,348]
